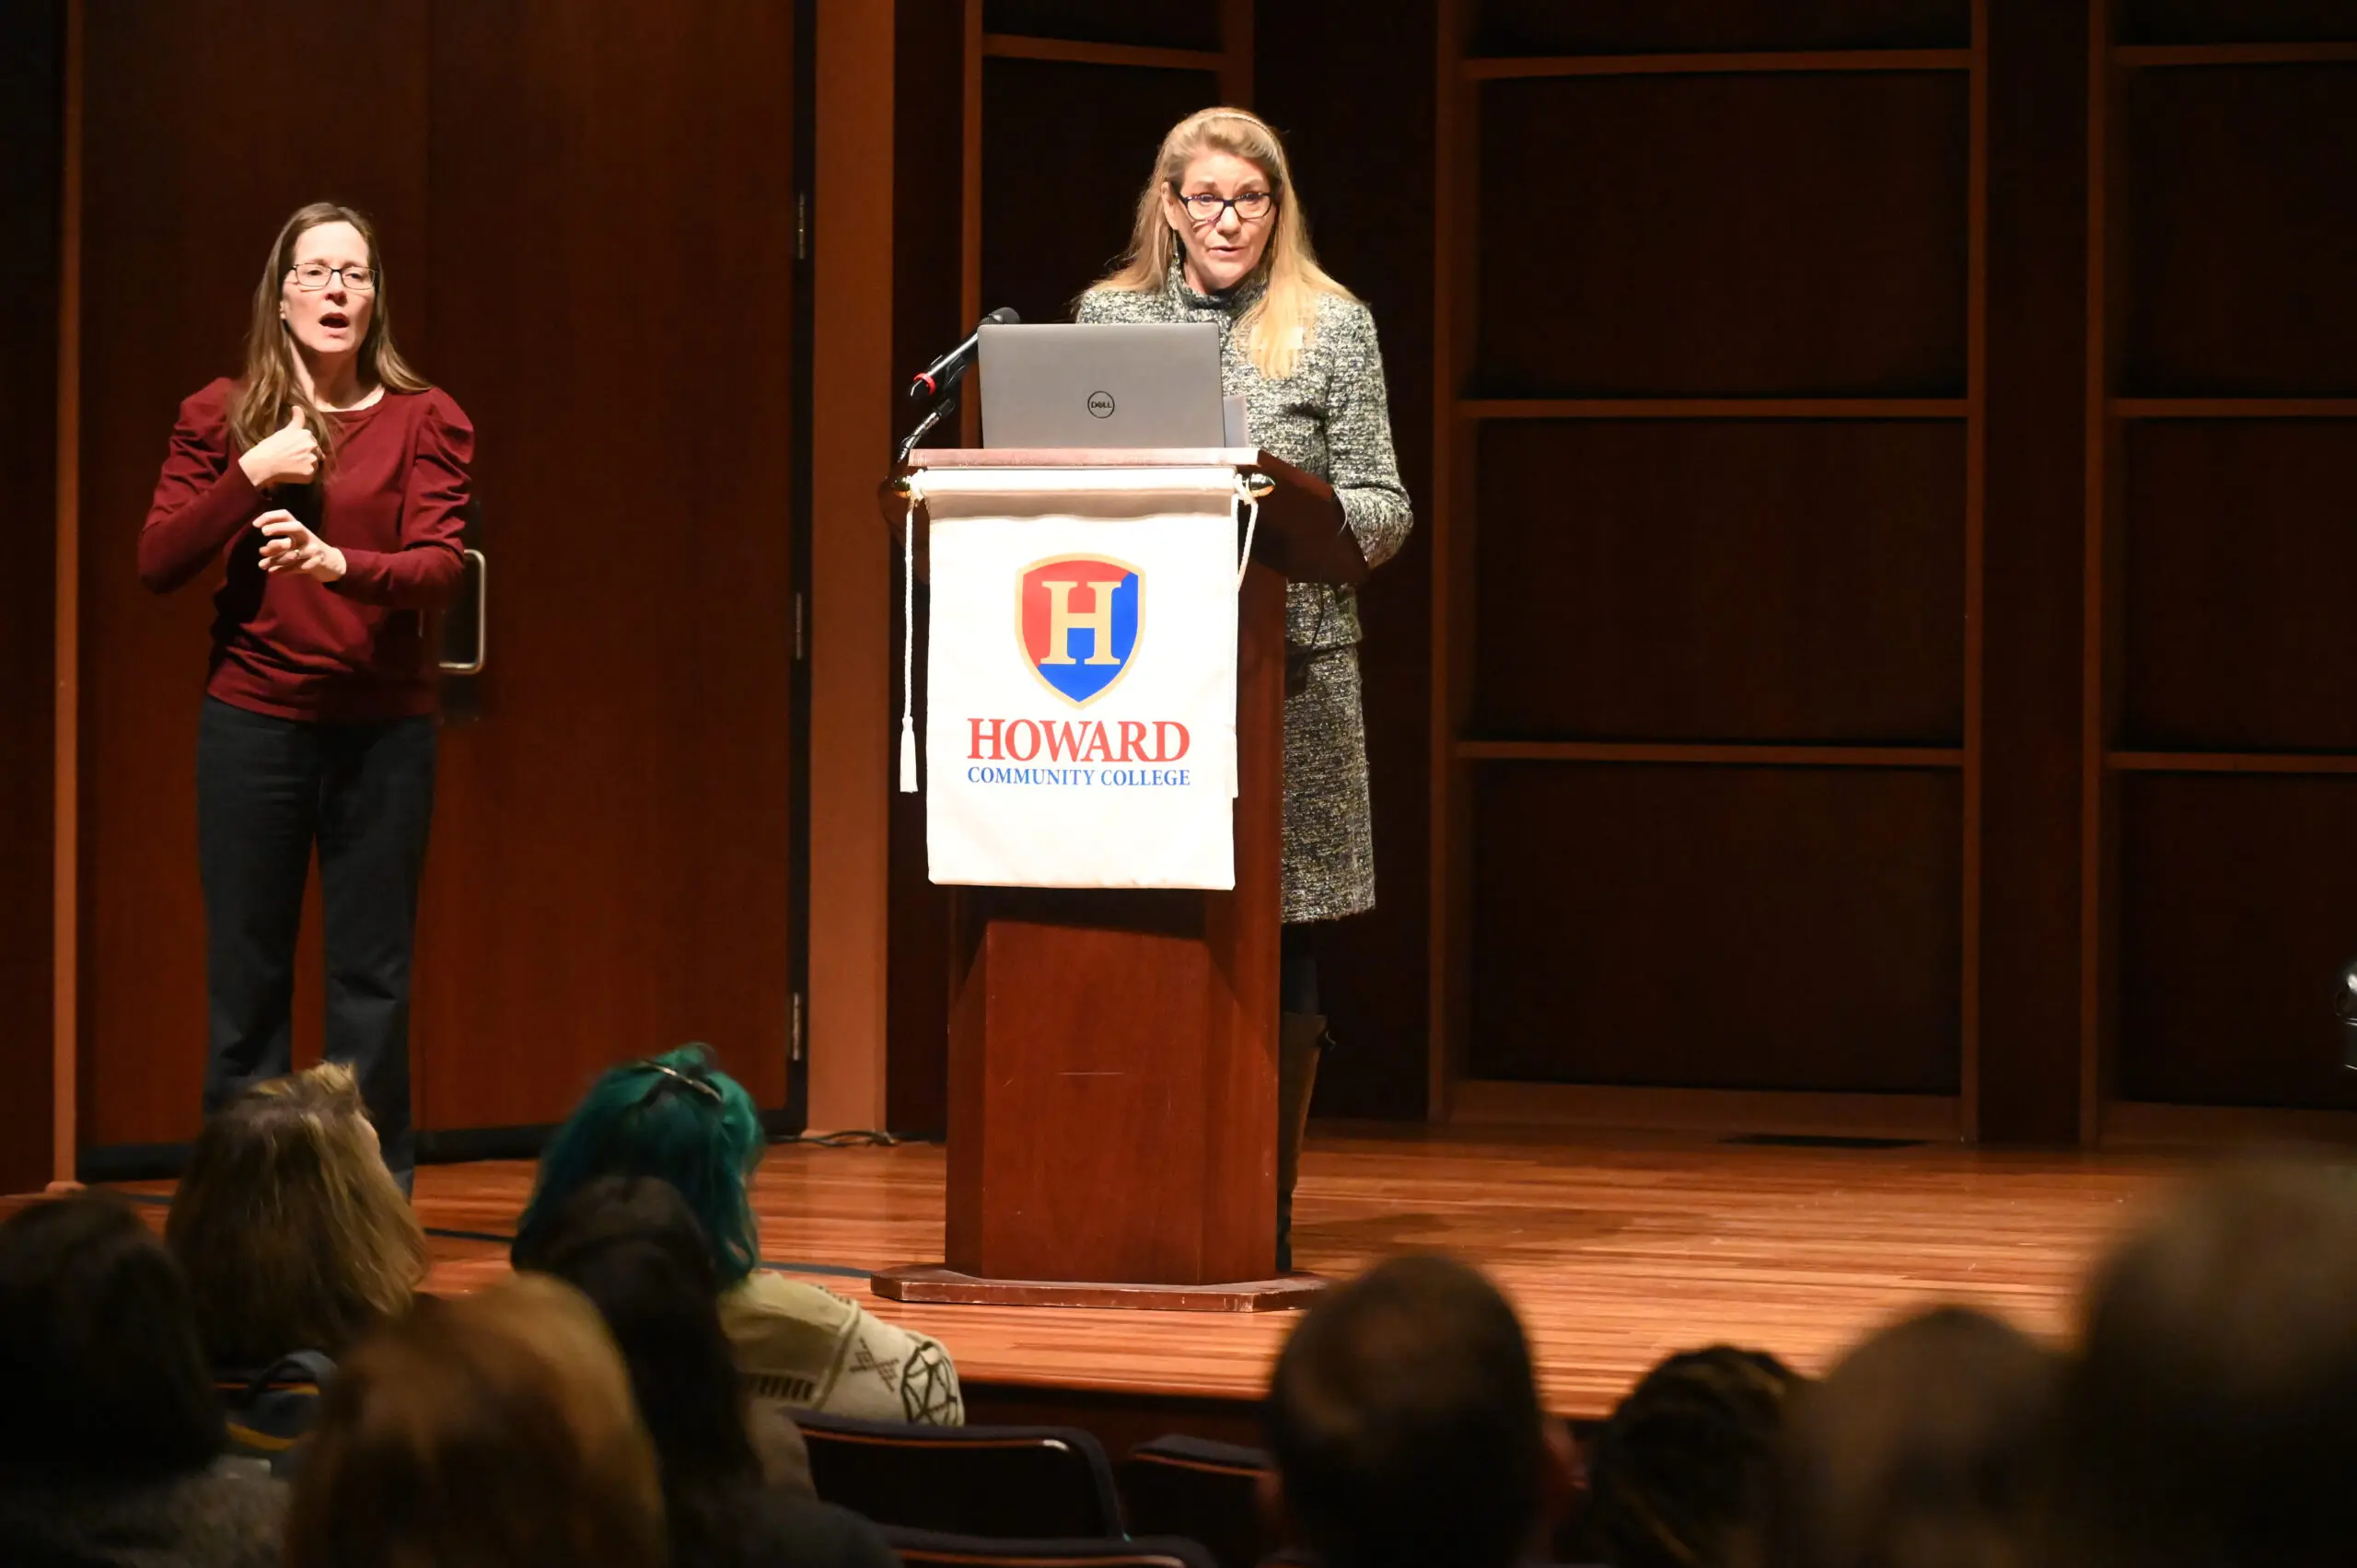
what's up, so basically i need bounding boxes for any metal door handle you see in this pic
[439,549,488,675]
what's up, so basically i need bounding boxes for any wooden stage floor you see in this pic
[377,1125,2189,1423]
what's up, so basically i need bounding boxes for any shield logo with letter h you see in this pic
[1016,556,1141,706]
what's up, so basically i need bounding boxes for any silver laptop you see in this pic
[979,322,1230,447]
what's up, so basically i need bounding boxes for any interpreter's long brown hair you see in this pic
[284,1274,667,1568]
[229,201,429,472]
[166,1061,427,1366]
[1093,107,1352,380]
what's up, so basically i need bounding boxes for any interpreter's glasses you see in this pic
[1174,188,1273,225]
[287,262,376,293]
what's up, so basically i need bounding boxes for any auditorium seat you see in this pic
[1120,1430,1598,1568]
[877,1527,1218,1568]
[1119,1435,1274,1568]
[796,1410,1124,1539]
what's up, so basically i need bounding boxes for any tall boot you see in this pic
[1275,1011,1327,1274]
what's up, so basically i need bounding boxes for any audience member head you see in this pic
[1580,1343,1803,1568]
[0,1191,226,1481]
[515,1045,766,1286]
[166,1060,427,1366]
[285,1272,664,1568]
[517,1175,767,1556]
[1266,1254,1572,1568]
[2056,1162,2357,1568]
[1758,1307,2056,1568]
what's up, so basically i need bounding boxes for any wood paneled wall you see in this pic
[1422,0,2357,1144]
[1421,0,2357,1143]
[64,1,799,1161]
[0,0,65,1195]
[1430,0,1986,1136]
[2084,1,2357,1142]
[31,1,2348,1157]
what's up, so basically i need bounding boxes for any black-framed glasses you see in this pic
[1171,185,1274,225]
[287,261,376,293]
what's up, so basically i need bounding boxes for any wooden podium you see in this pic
[874,449,1365,1311]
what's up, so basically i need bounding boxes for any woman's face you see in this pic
[280,219,375,359]
[1162,151,1277,294]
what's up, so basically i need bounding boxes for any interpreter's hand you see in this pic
[238,406,320,490]
[254,510,347,583]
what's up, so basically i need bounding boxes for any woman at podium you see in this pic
[1079,108,1413,1270]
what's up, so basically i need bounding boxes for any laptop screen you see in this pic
[978,322,1228,448]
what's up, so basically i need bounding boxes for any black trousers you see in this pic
[197,696,436,1179]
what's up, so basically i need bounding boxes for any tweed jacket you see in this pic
[1077,261,1412,922]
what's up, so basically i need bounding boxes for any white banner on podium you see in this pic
[920,467,1240,890]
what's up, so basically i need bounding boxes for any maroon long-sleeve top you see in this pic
[140,377,474,723]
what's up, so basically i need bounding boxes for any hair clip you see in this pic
[634,1058,725,1103]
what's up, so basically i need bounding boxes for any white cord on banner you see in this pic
[1231,474,1261,799]
[1233,475,1260,589]
[899,484,923,794]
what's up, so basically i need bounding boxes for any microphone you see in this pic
[910,307,1019,401]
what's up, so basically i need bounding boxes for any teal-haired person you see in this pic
[516,1047,964,1424]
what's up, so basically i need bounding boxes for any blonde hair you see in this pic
[229,202,430,473]
[166,1061,428,1365]
[1094,107,1353,380]
[286,1273,666,1568]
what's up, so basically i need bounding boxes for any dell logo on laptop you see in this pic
[1086,390,1116,418]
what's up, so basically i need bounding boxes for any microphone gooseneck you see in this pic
[909,307,1020,401]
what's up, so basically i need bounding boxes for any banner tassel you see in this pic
[900,486,922,794]
[1234,477,1260,589]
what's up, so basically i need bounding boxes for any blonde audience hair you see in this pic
[1094,107,1353,380]
[166,1061,428,1365]
[284,1273,666,1568]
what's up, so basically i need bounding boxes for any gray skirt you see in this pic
[1281,645,1376,923]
